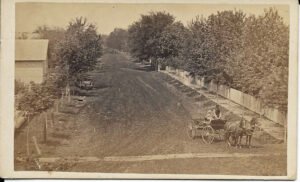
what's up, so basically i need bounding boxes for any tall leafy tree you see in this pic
[236,8,289,110]
[188,10,246,84]
[57,17,102,82]
[128,11,175,62]
[157,22,192,68]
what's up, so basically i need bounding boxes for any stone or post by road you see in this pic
[65,84,71,103]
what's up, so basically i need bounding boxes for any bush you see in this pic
[15,80,28,95]
[17,82,56,114]
[15,68,65,115]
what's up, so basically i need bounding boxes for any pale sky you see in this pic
[16,3,289,35]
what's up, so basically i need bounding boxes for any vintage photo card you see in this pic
[0,0,298,179]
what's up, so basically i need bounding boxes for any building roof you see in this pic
[15,39,49,61]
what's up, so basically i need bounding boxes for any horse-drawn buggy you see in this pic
[187,118,227,144]
[187,114,259,148]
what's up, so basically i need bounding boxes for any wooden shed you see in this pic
[15,39,49,84]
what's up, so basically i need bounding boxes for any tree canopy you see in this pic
[56,17,102,81]
[106,28,128,51]
[128,11,175,61]
[127,8,289,111]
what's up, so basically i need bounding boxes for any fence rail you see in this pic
[165,66,287,126]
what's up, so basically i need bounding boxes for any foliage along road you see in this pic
[15,51,287,175]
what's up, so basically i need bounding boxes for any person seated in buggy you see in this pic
[204,105,222,124]
[213,105,222,120]
[204,110,213,124]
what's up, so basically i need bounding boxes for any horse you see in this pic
[224,120,244,148]
[241,117,258,148]
[224,117,258,148]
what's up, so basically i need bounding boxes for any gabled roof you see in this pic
[15,39,49,61]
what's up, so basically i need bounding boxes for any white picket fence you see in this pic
[165,66,287,126]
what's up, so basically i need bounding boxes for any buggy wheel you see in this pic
[187,121,196,139]
[202,126,214,144]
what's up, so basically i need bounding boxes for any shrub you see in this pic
[15,80,28,95]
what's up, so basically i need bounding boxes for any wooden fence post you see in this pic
[26,114,30,156]
[66,85,71,103]
[32,136,42,156]
[44,113,47,143]
[284,124,287,143]
[48,111,53,128]
[56,101,59,113]
[51,109,55,127]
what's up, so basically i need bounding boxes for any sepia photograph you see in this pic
[0,0,298,179]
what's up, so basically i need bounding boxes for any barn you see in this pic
[15,39,49,84]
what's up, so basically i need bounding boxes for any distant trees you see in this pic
[106,28,128,51]
[16,32,29,39]
[127,8,289,111]
[128,11,175,62]
[34,26,65,68]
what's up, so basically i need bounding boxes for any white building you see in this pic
[15,39,49,84]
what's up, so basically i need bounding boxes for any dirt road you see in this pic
[15,52,287,175]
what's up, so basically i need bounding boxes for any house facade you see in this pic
[15,39,49,84]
